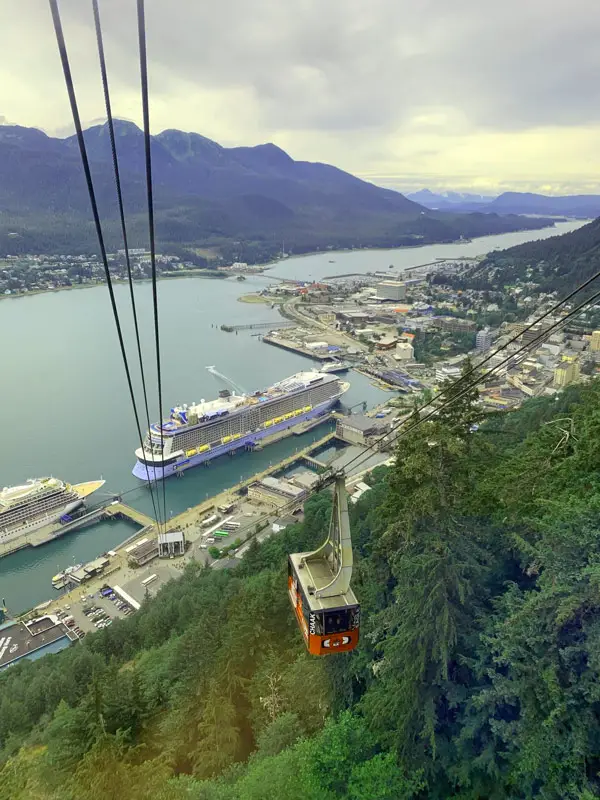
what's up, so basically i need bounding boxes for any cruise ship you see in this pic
[0,478,105,546]
[133,370,349,481]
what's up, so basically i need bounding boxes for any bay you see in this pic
[0,219,587,612]
[268,219,586,281]
[0,274,387,612]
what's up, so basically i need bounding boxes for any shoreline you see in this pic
[259,221,560,271]
[0,269,229,303]
[0,220,563,304]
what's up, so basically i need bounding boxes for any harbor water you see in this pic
[0,220,586,612]
[268,220,585,282]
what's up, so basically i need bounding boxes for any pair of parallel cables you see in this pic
[49,0,166,530]
[49,0,600,540]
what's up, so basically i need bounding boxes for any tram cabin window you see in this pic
[324,609,350,634]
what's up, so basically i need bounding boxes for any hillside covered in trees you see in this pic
[450,217,600,299]
[2,375,600,799]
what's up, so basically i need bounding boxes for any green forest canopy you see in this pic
[436,216,600,302]
[2,377,600,798]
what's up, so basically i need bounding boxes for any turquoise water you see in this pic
[0,221,587,613]
[0,274,386,612]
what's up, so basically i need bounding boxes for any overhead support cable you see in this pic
[136,0,167,531]
[48,0,160,528]
[91,0,160,527]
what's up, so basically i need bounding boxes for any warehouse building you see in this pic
[248,476,307,509]
[336,414,390,446]
[127,538,159,567]
[376,280,406,301]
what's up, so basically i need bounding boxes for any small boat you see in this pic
[52,563,82,587]
[322,361,351,374]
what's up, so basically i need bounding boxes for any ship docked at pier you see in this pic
[0,478,105,547]
[133,371,349,481]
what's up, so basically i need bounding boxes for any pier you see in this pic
[103,502,155,529]
[302,454,329,470]
[220,320,296,332]
[0,501,155,560]
[262,334,332,361]
[165,430,337,534]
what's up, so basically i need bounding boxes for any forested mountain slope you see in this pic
[442,216,600,301]
[2,375,600,798]
[0,121,552,259]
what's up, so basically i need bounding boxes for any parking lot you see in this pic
[193,503,266,556]
[48,501,290,637]
[55,586,136,636]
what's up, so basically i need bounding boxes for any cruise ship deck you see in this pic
[73,480,106,499]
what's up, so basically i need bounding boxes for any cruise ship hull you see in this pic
[132,398,336,482]
[0,500,83,546]
[0,480,105,547]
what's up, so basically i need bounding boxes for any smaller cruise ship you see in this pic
[0,477,105,547]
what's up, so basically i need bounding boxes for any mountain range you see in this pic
[406,189,495,208]
[407,188,600,218]
[0,121,554,260]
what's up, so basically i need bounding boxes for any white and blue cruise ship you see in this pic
[132,371,349,482]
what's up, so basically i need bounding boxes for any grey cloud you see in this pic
[1,0,600,185]
[51,0,600,134]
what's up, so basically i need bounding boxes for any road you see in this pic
[282,298,370,353]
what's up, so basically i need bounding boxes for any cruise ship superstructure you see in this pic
[133,370,349,482]
[0,478,105,546]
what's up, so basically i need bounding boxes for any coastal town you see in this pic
[0,249,228,295]
[3,246,596,410]
[2,243,599,667]
[248,256,598,408]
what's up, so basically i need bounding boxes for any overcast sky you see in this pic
[1,0,600,194]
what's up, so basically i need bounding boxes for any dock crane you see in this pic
[288,472,360,656]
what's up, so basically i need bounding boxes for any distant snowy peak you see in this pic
[407,189,495,208]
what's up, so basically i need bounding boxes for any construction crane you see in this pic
[205,365,246,395]
[288,472,360,656]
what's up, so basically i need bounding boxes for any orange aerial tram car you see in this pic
[288,475,360,656]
